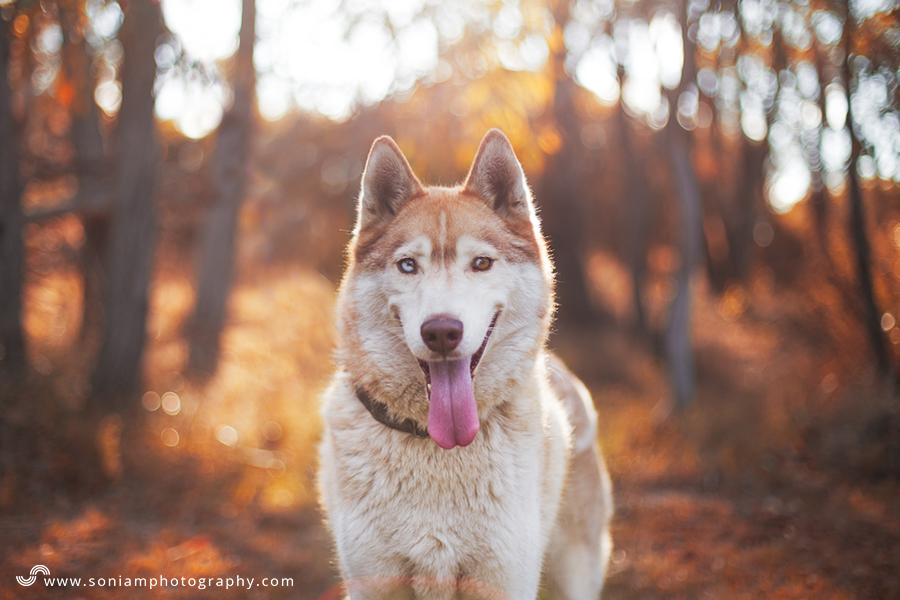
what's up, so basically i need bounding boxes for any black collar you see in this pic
[355,387,430,439]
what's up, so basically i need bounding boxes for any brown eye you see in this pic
[398,258,418,274]
[472,256,493,272]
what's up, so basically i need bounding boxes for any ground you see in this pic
[1,226,899,599]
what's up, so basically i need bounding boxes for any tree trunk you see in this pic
[541,78,594,324]
[844,31,890,378]
[187,0,256,377]
[726,22,784,284]
[731,138,767,280]
[663,117,702,408]
[844,153,886,374]
[0,19,26,370]
[537,9,594,325]
[699,121,731,293]
[617,97,652,340]
[91,0,162,406]
[809,39,831,256]
[662,0,703,408]
[60,6,110,343]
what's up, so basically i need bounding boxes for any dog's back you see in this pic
[544,355,614,599]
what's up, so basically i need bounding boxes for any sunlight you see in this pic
[155,0,237,137]
[740,91,767,142]
[622,20,662,116]
[161,392,181,416]
[575,36,619,105]
[161,427,180,447]
[215,424,239,446]
[768,153,811,213]
[85,0,123,41]
[825,83,847,130]
[851,0,900,20]
[256,73,291,120]
[156,0,438,133]
[94,79,123,116]
[161,0,240,64]
[575,12,684,122]
[820,126,851,177]
[155,73,226,139]
[853,68,900,181]
[650,11,683,90]
[142,391,162,411]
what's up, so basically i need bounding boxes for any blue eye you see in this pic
[398,258,418,274]
[472,256,493,272]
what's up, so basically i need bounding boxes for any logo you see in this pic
[16,565,50,586]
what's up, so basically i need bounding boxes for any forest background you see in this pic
[1,0,900,598]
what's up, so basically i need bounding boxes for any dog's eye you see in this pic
[472,256,493,272]
[397,258,418,274]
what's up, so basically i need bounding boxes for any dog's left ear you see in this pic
[357,136,424,231]
[462,129,533,221]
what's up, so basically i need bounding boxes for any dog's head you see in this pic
[337,130,554,449]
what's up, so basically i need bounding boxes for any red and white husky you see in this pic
[318,130,612,600]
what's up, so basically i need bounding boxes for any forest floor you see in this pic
[1,233,900,599]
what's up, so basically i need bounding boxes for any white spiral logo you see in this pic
[16,564,50,586]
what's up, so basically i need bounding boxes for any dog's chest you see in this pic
[328,418,547,580]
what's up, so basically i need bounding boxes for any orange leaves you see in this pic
[56,77,76,110]
[537,124,562,154]
[13,14,30,36]
[457,69,555,172]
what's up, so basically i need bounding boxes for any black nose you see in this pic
[421,317,463,355]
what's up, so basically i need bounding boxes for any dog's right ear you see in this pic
[462,129,533,223]
[356,136,424,231]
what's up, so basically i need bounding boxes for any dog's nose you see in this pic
[421,317,463,355]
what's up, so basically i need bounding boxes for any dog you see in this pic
[318,129,613,600]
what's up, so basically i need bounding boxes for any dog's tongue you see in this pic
[427,357,479,449]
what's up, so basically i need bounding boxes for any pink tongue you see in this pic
[427,357,480,449]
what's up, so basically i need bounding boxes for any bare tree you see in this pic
[0,18,26,370]
[662,0,703,408]
[843,15,890,379]
[537,0,595,324]
[187,0,256,376]
[617,84,653,341]
[59,4,110,342]
[91,0,163,405]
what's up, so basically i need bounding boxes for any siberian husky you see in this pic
[318,129,613,600]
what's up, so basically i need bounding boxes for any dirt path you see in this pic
[4,419,898,600]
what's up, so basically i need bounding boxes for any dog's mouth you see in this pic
[416,311,500,450]
[418,311,499,392]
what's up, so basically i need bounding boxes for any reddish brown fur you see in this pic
[352,187,542,271]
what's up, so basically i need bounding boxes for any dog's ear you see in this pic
[357,136,424,230]
[462,129,533,221]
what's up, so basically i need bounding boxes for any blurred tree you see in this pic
[843,7,891,378]
[662,0,702,408]
[809,25,832,255]
[538,0,595,324]
[2,0,897,410]
[187,0,256,377]
[609,0,655,340]
[735,22,789,284]
[91,0,163,406]
[58,2,110,342]
[620,98,653,340]
[0,16,26,370]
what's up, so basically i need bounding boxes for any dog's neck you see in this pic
[355,385,430,439]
